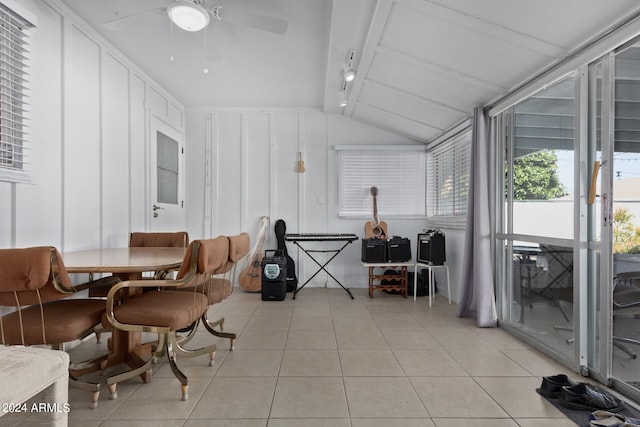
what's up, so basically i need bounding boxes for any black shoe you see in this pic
[537,374,575,398]
[559,383,624,412]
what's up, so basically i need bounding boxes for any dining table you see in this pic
[63,246,186,383]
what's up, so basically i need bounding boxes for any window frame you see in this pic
[0,0,35,184]
[425,121,472,229]
[335,144,427,219]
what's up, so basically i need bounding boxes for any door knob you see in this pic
[152,204,164,211]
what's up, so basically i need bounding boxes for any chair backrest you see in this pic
[129,232,189,248]
[228,233,250,263]
[174,237,229,282]
[0,247,73,306]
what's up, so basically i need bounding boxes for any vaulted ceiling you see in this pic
[59,0,640,142]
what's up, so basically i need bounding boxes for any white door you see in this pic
[149,115,184,231]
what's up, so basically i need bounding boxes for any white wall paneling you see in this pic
[14,1,63,248]
[183,110,453,291]
[130,75,148,232]
[3,0,185,254]
[63,22,101,251]
[101,52,130,248]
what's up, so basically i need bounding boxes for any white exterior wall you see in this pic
[0,0,185,252]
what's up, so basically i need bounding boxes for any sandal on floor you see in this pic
[590,410,627,426]
[560,383,624,412]
[536,374,576,398]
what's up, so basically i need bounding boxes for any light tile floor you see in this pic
[3,287,592,426]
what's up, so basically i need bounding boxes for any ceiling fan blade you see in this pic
[103,8,167,31]
[216,7,288,35]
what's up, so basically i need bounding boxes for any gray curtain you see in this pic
[456,106,497,327]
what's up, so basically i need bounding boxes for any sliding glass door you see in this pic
[495,40,640,402]
[497,74,579,367]
[609,43,640,400]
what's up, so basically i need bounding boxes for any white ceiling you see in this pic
[59,0,640,142]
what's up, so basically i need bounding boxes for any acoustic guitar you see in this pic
[238,216,270,292]
[364,186,388,239]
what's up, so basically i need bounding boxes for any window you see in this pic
[0,2,34,183]
[426,126,471,222]
[337,145,426,218]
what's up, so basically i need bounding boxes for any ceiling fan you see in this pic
[102,0,288,35]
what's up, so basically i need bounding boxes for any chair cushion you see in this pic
[174,278,232,304]
[228,233,250,263]
[106,291,208,331]
[1,299,106,345]
[0,247,74,306]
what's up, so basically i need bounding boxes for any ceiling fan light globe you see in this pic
[168,2,210,32]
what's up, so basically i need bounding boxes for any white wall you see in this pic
[185,110,466,295]
[0,0,466,301]
[0,0,185,252]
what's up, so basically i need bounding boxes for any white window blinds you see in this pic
[426,128,471,218]
[0,2,33,183]
[337,146,426,218]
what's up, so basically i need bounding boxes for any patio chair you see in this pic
[612,271,640,359]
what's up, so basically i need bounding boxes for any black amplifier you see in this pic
[261,250,287,301]
[361,238,387,263]
[417,230,446,265]
[387,237,411,262]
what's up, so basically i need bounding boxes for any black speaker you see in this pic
[261,250,287,301]
[417,230,446,265]
[387,237,411,262]
[361,238,387,262]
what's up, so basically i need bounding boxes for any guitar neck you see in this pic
[372,195,379,225]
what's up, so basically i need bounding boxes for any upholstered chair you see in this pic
[102,238,223,402]
[0,246,120,408]
[89,231,190,342]
[129,231,189,249]
[176,233,249,350]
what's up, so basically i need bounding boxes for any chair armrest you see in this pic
[70,275,122,292]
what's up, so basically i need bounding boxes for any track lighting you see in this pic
[339,94,348,107]
[338,81,348,107]
[343,67,355,82]
[338,50,356,107]
[343,49,356,82]
[168,1,210,32]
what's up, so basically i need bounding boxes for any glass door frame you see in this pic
[493,69,590,375]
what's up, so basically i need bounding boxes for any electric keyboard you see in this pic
[285,233,358,242]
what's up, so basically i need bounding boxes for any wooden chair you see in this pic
[176,233,249,350]
[0,246,121,408]
[103,238,223,402]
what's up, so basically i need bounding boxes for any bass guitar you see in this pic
[238,216,270,292]
[364,186,388,239]
[274,219,298,292]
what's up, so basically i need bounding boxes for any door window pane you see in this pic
[511,76,575,239]
[157,131,179,205]
[612,43,640,393]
